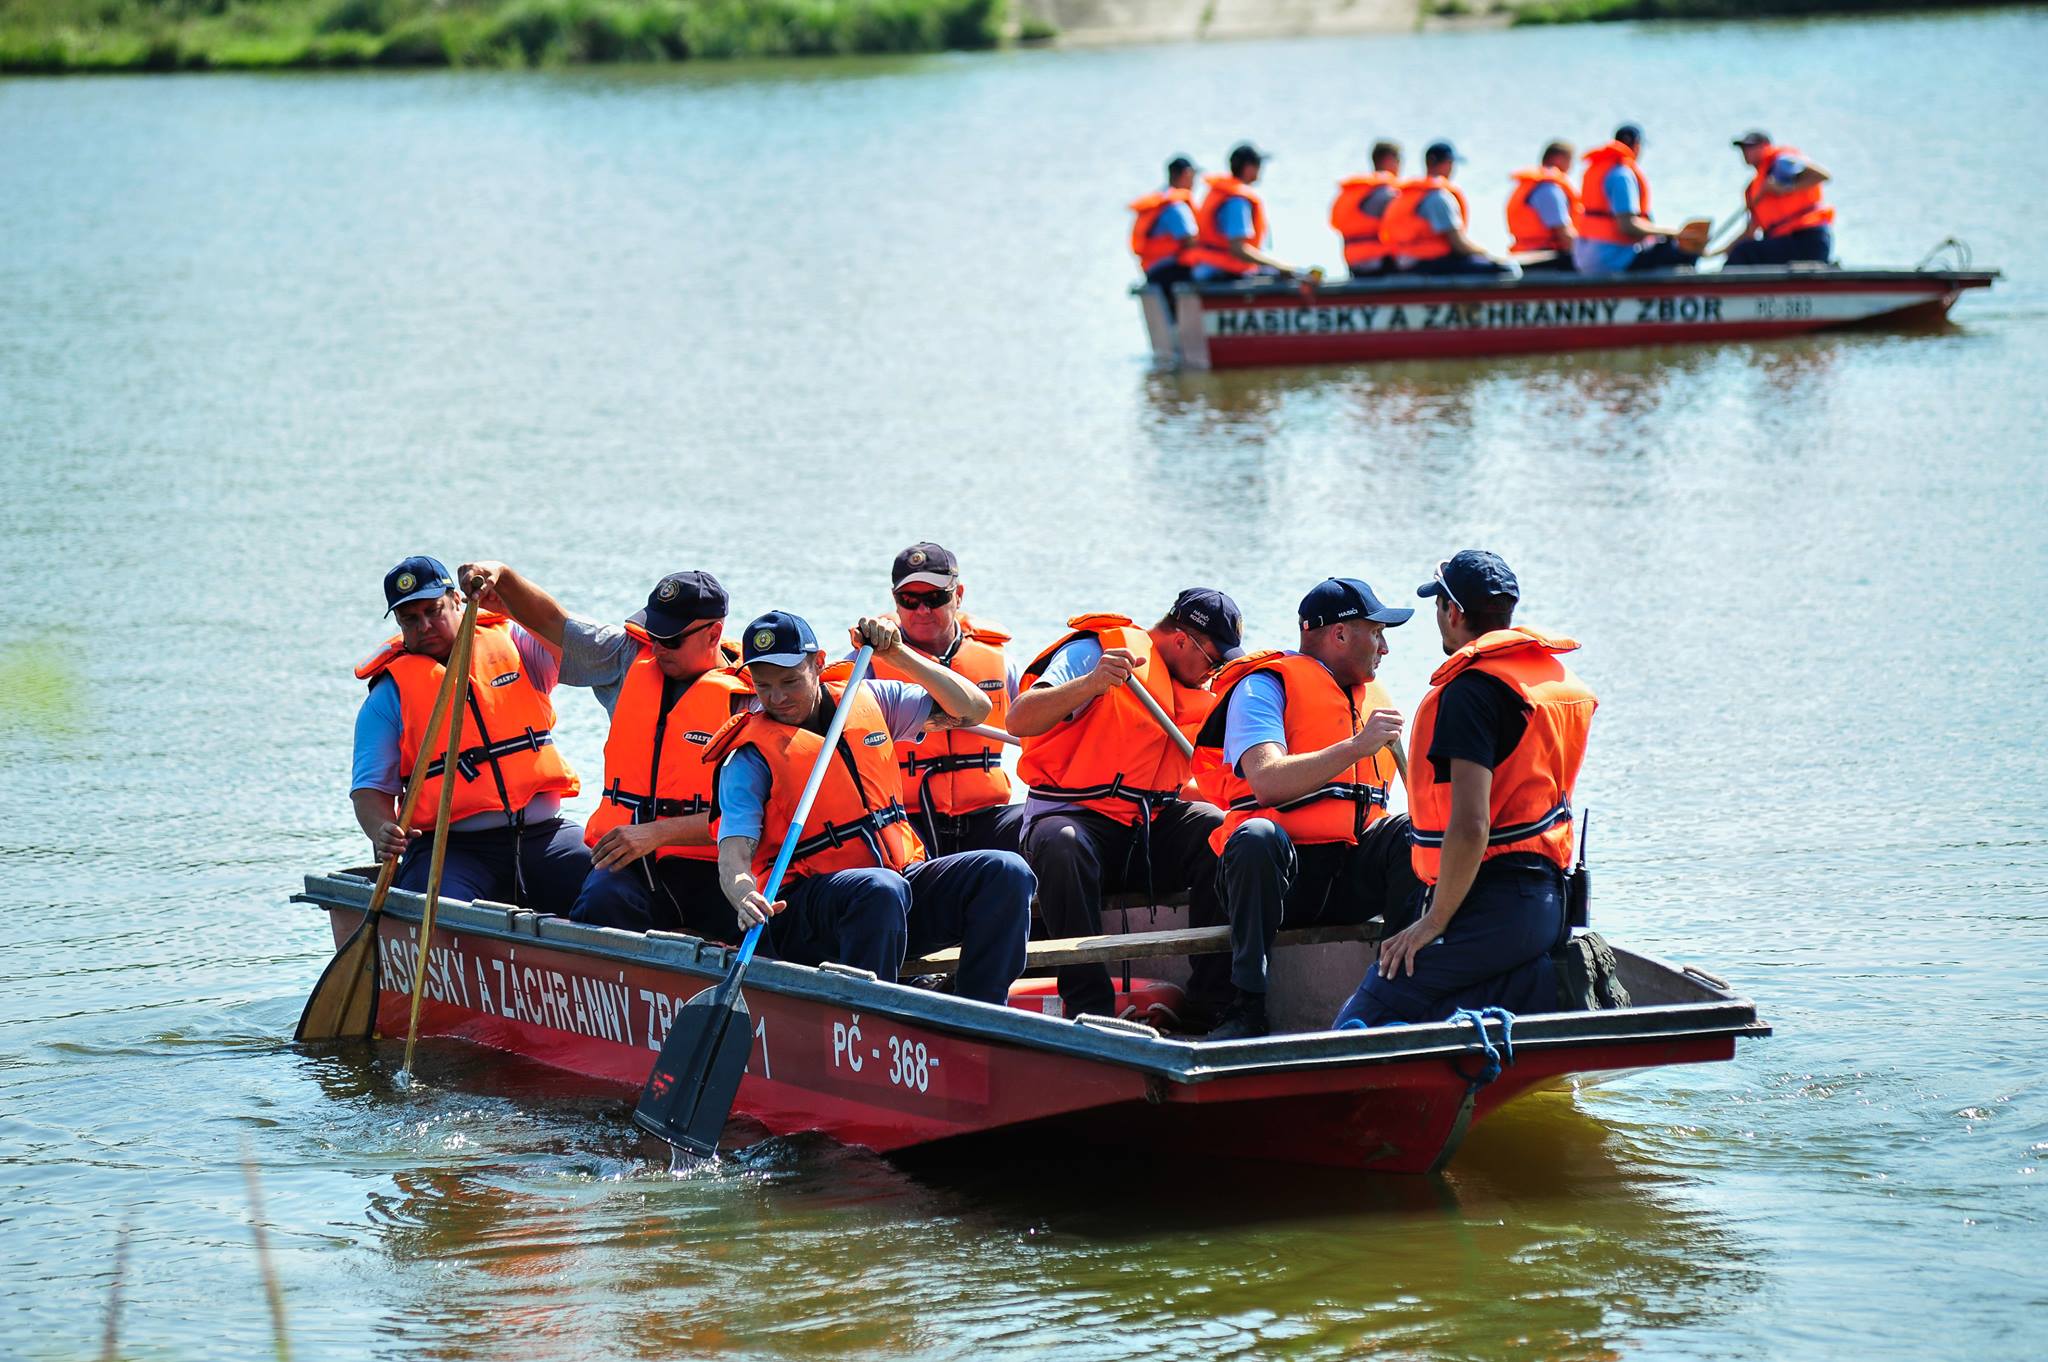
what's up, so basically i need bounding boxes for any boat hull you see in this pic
[302,872,1767,1174]
[1140,266,1999,370]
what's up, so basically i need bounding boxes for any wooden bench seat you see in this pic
[906,921,1382,975]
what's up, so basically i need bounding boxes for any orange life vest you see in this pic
[1579,141,1649,246]
[1329,172,1399,267]
[1405,628,1598,885]
[1129,188,1196,272]
[1506,166,1582,253]
[1192,651,1399,857]
[355,616,580,829]
[1379,178,1471,261]
[871,618,1013,818]
[704,673,925,888]
[1018,613,1217,826]
[1745,144,1835,238]
[1183,174,1269,276]
[583,633,752,865]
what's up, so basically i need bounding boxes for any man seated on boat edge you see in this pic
[710,611,1032,1006]
[864,541,1026,861]
[1380,141,1519,279]
[1506,141,1581,274]
[1192,578,1422,1042]
[1185,143,1312,285]
[1129,154,1200,294]
[459,561,749,943]
[1724,131,1836,267]
[350,556,592,914]
[1574,124,1702,275]
[1335,551,1607,1028]
[1329,139,1402,279]
[1009,590,1241,1023]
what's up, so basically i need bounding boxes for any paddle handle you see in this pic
[1126,673,1195,760]
[356,616,469,921]
[732,647,877,974]
[962,723,1021,748]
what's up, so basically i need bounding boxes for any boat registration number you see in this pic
[828,1013,989,1104]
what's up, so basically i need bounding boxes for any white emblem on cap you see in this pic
[657,580,678,601]
[752,628,777,652]
[395,572,417,592]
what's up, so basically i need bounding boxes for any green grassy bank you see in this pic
[0,0,1005,72]
[1511,0,2033,24]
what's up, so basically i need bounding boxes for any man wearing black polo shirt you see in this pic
[1335,550,1600,1026]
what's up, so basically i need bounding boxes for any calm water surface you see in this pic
[3,12,2045,1359]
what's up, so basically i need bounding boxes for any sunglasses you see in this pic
[1180,628,1224,671]
[647,617,722,650]
[1431,561,1465,612]
[893,587,955,612]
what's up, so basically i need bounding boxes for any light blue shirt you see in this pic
[1417,187,1463,235]
[1770,153,1808,186]
[1193,195,1278,282]
[350,623,562,830]
[1222,669,1289,772]
[1527,180,1572,230]
[715,680,935,842]
[1150,200,1196,242]
[1574,166,1643,272]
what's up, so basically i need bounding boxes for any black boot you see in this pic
[1201,989,1270,1042]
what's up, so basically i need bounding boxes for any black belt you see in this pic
[790,803,913,866]
[902,750,1003,777]
[1228,782,1389,814]
[424,727,554,783]
[1027,776,1180,809]
[601,781,710,821]
[1410,799,1572,849]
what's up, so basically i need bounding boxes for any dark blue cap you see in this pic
[629,571,728,638]
[1615,123,1644,145]
[383,555,455,616]
[1418,550,1520,611]
[1425,140,1463,166]
[739,610,821,669]
[1168,588,1245,659]
[1298,577,1412,631]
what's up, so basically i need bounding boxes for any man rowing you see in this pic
[1335,551,1601,1027]
[1506,141,1581,273]
[708,611,1031,1005]
[350,556,590,913]
[460,561,748,940]
[869,542,1025,859]
[1129,154,1200,291]
[1185,143,1309,283]
[1010,589,1242,1021]
[1725,130,1836,266]
[1380,142,1517,277]
[1329,140,1402,278]
[1575,124,1701,273]
[1193,578,1421,1040]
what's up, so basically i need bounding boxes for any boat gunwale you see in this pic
[1129,265,2001,302]
[299,870,1768,1086]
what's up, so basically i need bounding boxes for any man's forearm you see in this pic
[1426,821,1487,927]
[1007,680,1097,737]
[882,646,990,724]
[351,787,397,841]
[1244,741,1370,810]
[653,813,714,849]
[718,836,760,907]
[492,567,570,650]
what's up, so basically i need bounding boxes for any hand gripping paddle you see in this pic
[631,647,876,1156]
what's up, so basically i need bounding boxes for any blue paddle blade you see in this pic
[631,983,754,1156]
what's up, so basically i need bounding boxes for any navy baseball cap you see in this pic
[891,542,960,590]
[1418,550,1521,611]
[383,555,456,615]
[1615,123,1644,145]
[1228,142,1270,169]
[1167,154,1197,178]
[1424,140,1463,165]
[1298,577,1413,631]
[1733,130,1772,148]
[1168,587,1245,660]
[628,570,728,638]
[739,610,821,670]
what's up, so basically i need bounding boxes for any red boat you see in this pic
[1139,263,1998,371]
[298,870,1767,1173]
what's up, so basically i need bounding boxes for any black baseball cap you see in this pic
[1615,123,1644,145]
[1417,550,1520,612]
[1733,130,1772,148]
[382,555,455,615]
[1227,142,1270,171]
[1424,140,1463,165]
[628,570,728,638]
[1167,154,1197,177]
[739,610,821,670]
[891,542,960,590]
[1298,577,1412,631]
[1168,587,1245,660]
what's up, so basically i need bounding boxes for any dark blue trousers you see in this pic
[395,816,592,916]
[1626,240,1701,271]
[1727,225,1833,267]
[570,856,736,942]
[1334,858,1564,1027]
[764,851,1033,1005]
[1405,253,1515,276]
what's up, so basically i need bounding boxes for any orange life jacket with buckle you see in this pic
[1405,628,1597,885]
[1746,144,1836,238]
[583,629,751,864]
[1018,613,1217,826]
[1506,166,1582,253]
[871,617,1013,818]
[1379,178,1471,261]
[1329,172,1400,267]
[356,616,580,829]
[704,671,925,887]
[1129,188,1196,272]
[1579,141,1649,246]
[1183,174,1270,276]
[1192,651,1399,858]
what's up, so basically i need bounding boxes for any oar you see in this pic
[397,583,484,1084]
[295,597,472,1043]
[963,723,1021,748]
[633,647,877,1157]
[1124,671,1195,760]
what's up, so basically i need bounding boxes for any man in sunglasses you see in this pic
[869,542,1026,859]
[460,561,748,940]
[1008,589,1243,1021]
[1191,578,1420,1040]
[1335,550,1603,1028]
[351,557,590,916]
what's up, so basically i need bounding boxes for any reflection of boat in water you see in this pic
[296,869,1768,1175]
[1137,265,1999,371]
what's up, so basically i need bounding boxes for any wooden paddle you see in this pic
[962,723,1021,748]
[1124,669,1195,760]
[396,584,484,1083]
[632,647,877,1157]
[295,592,475,1044]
